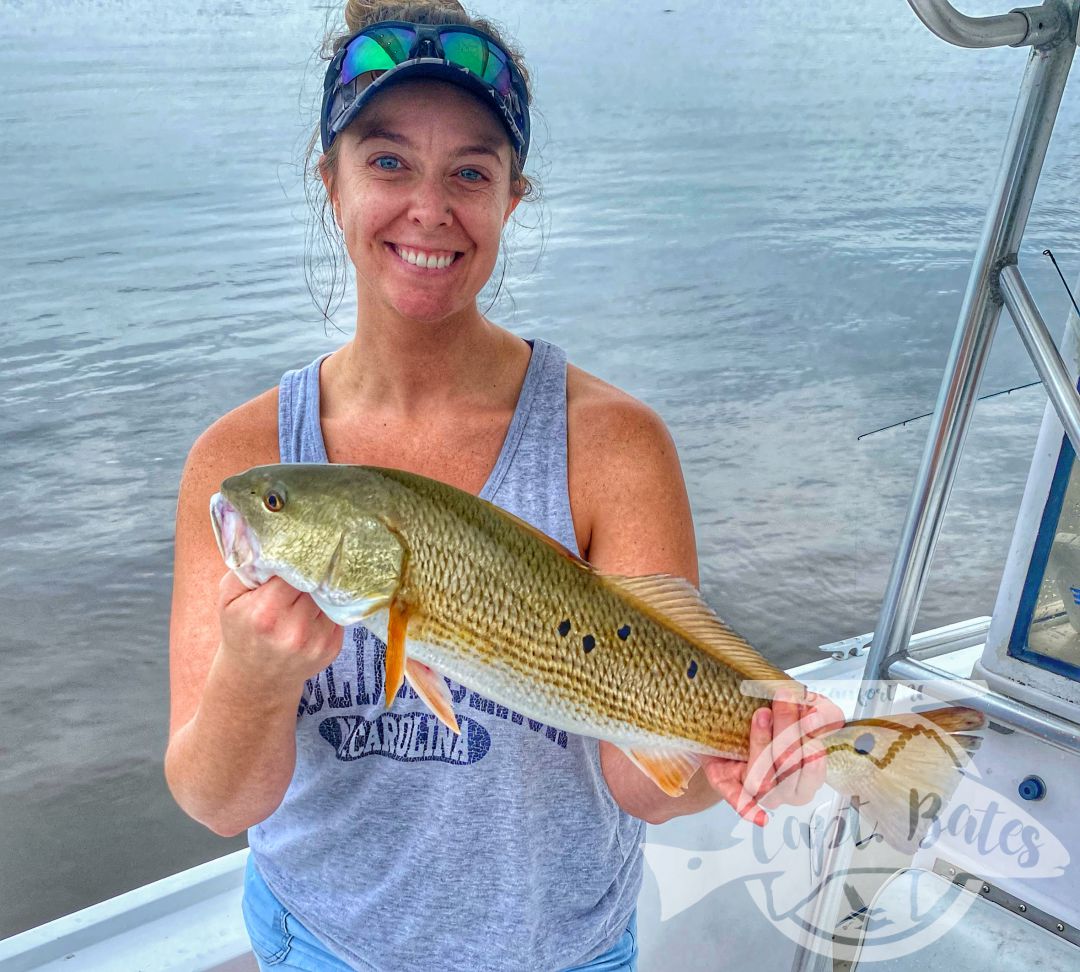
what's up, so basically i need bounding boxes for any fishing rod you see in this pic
[857,248,1080,441]
[1044,246,1080,319]
[857,380,1044,440]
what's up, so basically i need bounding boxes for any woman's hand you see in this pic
[217,572,345,690]
[701,689,846,826]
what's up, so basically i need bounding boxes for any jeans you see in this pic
[242,854,638,971]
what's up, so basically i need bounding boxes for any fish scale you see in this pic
[337,467,781,757]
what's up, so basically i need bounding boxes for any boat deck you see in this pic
[2,636,1077,971]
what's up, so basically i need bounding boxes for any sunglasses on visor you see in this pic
[320,21,531,167]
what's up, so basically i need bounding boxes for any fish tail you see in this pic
[822,705,986,853]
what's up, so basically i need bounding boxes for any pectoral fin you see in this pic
[620,745,703,797]
[384,597,412,709]
[405,659,460,735]
[314,521,404,626]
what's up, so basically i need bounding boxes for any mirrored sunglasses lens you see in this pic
[340,27,417,85]
[439,31,513,95]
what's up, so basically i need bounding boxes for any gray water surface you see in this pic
[2,0,1080,950]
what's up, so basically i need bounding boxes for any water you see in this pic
[3,0,1080,947]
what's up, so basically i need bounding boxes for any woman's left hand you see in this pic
[700,689,846,826]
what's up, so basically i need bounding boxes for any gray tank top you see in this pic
[249,338,645,972]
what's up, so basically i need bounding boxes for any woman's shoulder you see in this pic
[565,361,693,568]
[565,361,673,452]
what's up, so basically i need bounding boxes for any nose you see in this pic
[407,175,453,232]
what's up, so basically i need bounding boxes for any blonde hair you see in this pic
[304,0,538,327]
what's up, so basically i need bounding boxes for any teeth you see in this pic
[394,245,456,270]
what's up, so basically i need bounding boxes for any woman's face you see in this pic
[322,79,521,326]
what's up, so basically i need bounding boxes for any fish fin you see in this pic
[620,745,703,797]
[404,659,460,735]
[952,734,982,754]
[314,523,403,625]
[602,573,791,688]
[324,530,348,590]
[915,706,987,733]
[384,598,411,710]
[479,499,787,691]
[823,706,986,854]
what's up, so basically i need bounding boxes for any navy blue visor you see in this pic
[320,21,530,169]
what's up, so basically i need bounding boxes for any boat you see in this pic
[3,1,1080,968]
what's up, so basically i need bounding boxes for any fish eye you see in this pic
[854,732,875,755]
[263,489,286,513]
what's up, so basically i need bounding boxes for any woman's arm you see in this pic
[164,398,344,837]
[568,372,837,826]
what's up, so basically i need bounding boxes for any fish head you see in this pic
[210,465,404,613]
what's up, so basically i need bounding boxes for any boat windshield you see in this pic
[1017,437,1080,680]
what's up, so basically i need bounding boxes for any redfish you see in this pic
[211,464,984,851]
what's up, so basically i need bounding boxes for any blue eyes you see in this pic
[369,156,485,183]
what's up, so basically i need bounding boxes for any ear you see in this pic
[319,157,341,227]
[318,154,332,195]
[502,193,522,225]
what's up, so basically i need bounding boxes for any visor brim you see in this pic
[322,59,529,166]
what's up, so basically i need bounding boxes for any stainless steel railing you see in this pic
[908,0,1067,47]
[790,2,1080,969]
[999,264,1080,454]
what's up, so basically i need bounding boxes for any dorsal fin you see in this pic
[602,573,792,687]
[485,493,789,688]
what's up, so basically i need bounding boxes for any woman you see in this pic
[165,2,838,969]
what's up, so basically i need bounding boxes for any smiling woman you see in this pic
[163,1,836,971]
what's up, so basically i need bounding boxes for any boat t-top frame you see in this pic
[792,1,1080,968]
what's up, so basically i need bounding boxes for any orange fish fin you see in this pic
[603,572,791,688]
[404,659,460,735]
[385,597,411,709]
[620,745,703,797]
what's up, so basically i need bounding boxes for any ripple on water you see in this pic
[4,0,1080,943]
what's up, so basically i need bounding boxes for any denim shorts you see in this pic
[242,854,638,972]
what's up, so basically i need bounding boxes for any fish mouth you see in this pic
[210,493,264,589]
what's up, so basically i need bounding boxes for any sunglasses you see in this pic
[321,21,531,167]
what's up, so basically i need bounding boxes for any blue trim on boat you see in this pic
[1009,430,1080,682]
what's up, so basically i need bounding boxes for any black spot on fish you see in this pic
[687,660,698,679]
[617,624,631,640]
[583,634,596,653]
[558,620,571,637]
[854,732,875,755]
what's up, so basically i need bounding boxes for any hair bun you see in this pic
[344,0,468,34]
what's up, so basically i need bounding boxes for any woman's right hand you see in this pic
[217,571,345,690]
